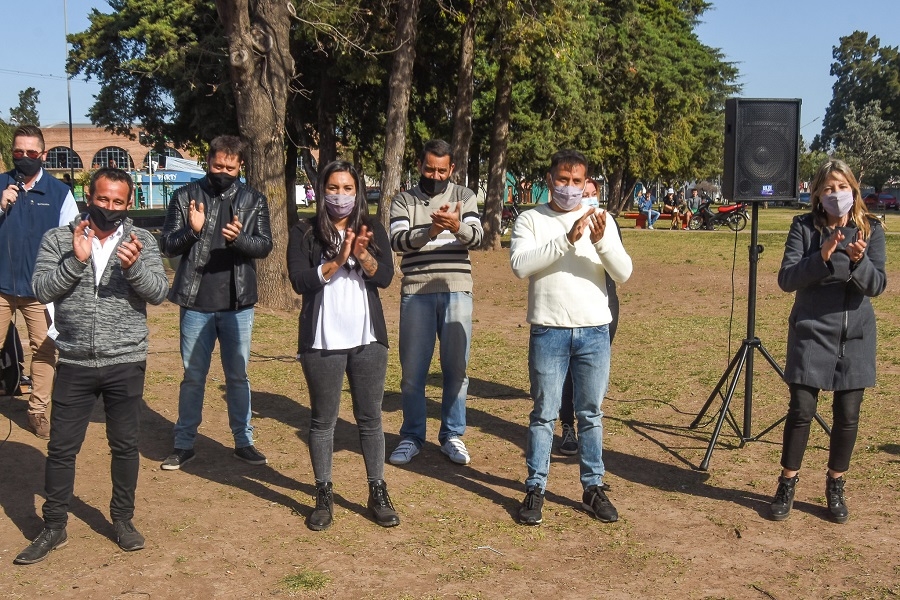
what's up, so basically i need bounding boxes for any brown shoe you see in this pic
[27,413,50,440]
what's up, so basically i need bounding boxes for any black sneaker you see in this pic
[14,528,68,565]
[307,482,333,531]
[518,487,544,525]
[368,480,400,528]
[582,483,618,522]
[233,445,267,465]
[771,474,799,521]
[825,475,849,524]
[113,519,145,551]
[558,424,578,456]
[161,448,195,471]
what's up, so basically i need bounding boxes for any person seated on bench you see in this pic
[637,190,659,229]
[661,188,688,230]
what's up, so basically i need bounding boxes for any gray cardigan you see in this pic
[778,213,886,391]
[32,216,169,367]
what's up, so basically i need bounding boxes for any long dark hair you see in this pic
[313,160,379,259]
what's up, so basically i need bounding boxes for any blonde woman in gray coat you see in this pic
[770,159,886,524]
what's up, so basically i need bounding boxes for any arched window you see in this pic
[142,147,184,170]
[43,147,84,170]
[91,147,133,171]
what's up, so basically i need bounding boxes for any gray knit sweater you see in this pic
[32,216,169,367]
[389,182,484,295]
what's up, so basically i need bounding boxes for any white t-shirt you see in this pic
[312,231,376,350]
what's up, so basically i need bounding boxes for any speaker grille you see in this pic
[723,99,800,202]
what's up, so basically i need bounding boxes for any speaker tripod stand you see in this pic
[689,202,830,471]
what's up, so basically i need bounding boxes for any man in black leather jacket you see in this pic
[158,135,273,471]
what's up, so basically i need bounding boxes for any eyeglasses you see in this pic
[12,149,42,159]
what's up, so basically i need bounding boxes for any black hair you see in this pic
[89,167,135,200]
[207,135,246,163]
[418,139,453,163]
[313,160,380,260]
[549,149,588,176]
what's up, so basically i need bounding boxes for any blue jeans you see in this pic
[641,209,660,227]
[173,307,255,449]
[398,291,472,446]
[526,325,610,491]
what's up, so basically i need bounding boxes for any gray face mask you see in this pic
[552,184,586,211]
[821,190,854,217]
[324,193,356,219]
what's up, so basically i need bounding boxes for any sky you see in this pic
[0,1,898,142]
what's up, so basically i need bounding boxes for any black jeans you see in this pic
[780,383,863,473]
[43,362,145,529]
[298,343,387,484]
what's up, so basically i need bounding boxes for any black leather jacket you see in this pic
[160,177,273,309]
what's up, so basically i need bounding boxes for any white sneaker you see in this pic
[647,224,654,229]
[441,437,471,465]
[389,439,420,465]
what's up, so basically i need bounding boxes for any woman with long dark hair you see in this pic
[287,161,398,531]
[770,159,886,524]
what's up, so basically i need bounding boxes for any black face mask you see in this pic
[419,175,450,198]
[14,157,42,178]
[208,172,237,195]
[87,204,128,232]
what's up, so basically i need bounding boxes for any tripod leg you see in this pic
[754,342,832,437]
[690,346,745,428]
[697,344,752,471]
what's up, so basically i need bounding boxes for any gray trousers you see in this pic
[298,342,388,483]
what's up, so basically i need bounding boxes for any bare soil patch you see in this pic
[1,227,898,599]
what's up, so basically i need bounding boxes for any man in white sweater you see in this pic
[509,149,632,526]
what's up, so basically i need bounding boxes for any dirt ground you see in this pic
[1,230,898,599]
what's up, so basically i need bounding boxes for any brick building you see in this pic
[39,122,201,173]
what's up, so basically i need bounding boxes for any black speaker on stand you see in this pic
[690,98,830,471]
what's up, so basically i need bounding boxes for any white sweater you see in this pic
[509,204,632,327]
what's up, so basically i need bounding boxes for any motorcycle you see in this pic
[500,194,522,235]
[688,201,748,232]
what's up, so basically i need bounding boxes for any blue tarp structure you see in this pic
[134,170,204,209]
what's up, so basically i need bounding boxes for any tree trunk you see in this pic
[215,0,295,310]
[450,1,479,187]
[467,143,481,195]
[285,142,299,228]
[481,52,513,251]
[317,73,338,168]
[377,0,421,232]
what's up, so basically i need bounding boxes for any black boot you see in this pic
[368,480,400,528]
[825,474,849,524]
[770,474,799,521]
[307,482,333,531]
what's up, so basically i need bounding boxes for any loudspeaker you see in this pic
[723,98,801,202]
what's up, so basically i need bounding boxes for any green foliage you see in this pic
[0,117,11,169]
[834,100,900,189]
[8,87,40,126]
[818,31,900,151]
[67,0,235,147]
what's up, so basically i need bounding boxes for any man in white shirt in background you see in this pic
[509,149,632,526]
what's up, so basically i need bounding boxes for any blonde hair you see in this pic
[809,159,878,240]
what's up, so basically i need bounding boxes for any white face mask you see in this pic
[552,184,586,211]
[821,190,854,217]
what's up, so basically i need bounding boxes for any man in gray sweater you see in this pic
[388,139,484,466]
[14,168,168,565]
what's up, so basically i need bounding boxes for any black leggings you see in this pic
[780,384,863,473]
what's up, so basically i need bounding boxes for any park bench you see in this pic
[621,211,677,229]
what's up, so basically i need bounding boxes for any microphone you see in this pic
[15,173,25,192]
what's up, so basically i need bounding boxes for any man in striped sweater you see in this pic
[388,140,484,466]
